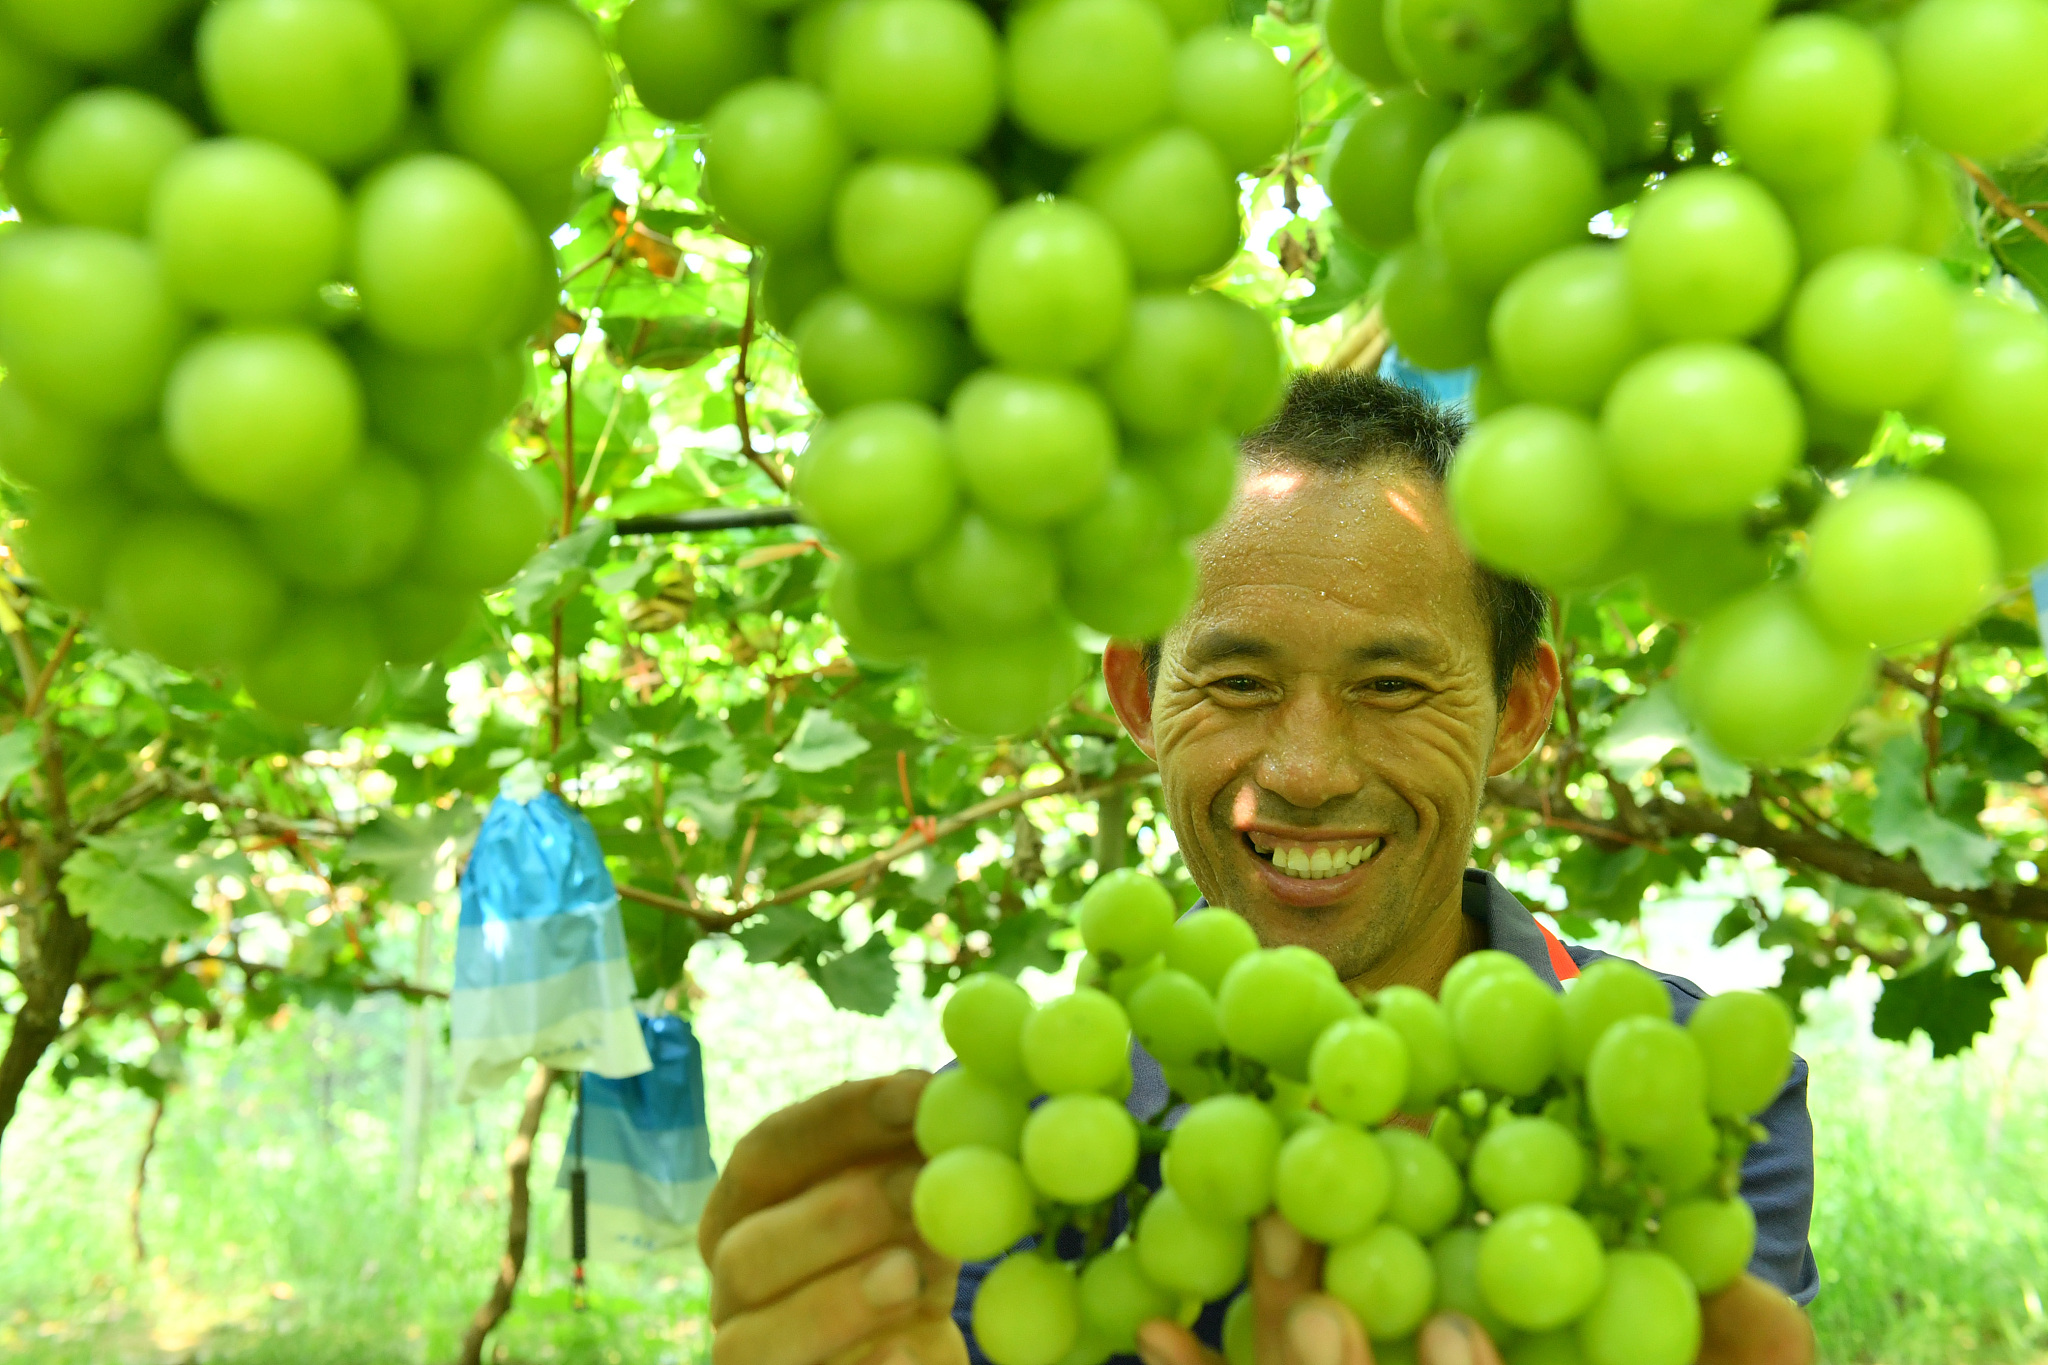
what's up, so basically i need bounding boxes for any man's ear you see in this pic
[1489,640,1561,778]
[1102,643,1158,760]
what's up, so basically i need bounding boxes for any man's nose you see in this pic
[1253,690,1367,812]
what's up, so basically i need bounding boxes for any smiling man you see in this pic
[694,372,1819,1365]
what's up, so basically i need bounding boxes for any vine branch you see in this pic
[1959,155,2048,247]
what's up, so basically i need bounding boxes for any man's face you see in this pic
[1108,459,1552,981]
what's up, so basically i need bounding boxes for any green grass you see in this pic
[0,945,2043,1364]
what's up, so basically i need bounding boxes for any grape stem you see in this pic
[1958,156,2048,248]
[734,255,790,493]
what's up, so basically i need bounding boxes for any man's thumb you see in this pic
[1415,1314,1504,1365]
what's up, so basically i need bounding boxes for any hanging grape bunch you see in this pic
[913,871,1794,1365]
[1315,0,2048,766]
[0,0,602,722]
[618,0,1295,738]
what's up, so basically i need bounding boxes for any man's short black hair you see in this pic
[1140,369,1550,702]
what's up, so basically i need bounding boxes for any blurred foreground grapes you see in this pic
[0,0,586,722]
[1319,0,2048,766]
[916,870,1793,1365]
[619,0,1294,738]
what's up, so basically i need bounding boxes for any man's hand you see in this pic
[1134,1219,1812,1365]
[700,1071,965,1365]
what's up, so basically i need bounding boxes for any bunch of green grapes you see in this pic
[0,0,596,722]
[1315,0,2048,767]
[912,869,1795,1365]
[616,0,1294,738]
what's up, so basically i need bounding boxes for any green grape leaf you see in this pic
[601,314,745,371]
[1597,686,1751,799]
[346,806,473,906]
[60,827,209,943]
[736,904,834,964]
[1288,221,1380,325]
[508,518,612,621]
[779,708,871,773]
[1871,942,2007,1058]
[984,908,1064,978]
[1870,736,1999,890]
[814,933,900,1017]
[0,726,38,794]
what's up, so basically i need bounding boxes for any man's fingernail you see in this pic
[881,1163,920,1216]
[1287,1304,1345,1365]
[1418,1314,1478,1365]
[1260,1217,1304,1281]
[861,1247,923,1309]
[871,1070,927,1128]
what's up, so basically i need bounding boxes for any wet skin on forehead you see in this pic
[1146,460,1518,984]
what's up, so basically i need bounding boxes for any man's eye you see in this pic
[1214,676,1265,693]
[1368,678,1419,695]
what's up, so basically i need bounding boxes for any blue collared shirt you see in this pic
[951,868,1820,1361]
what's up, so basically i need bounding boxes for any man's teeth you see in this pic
[1262,840,1381,879]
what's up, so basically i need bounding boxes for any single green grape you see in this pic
[256,450,425,592]
[1599,343,1803,522]
[1022,1093,1139,1204]
[794,289,967,414]
[26,87,194,235]
[1569,0,1771,88]
[1320,93,1460,251]
[915,1066,1028,1157]
[1584,1015,1708,1149]
[1430,1228,1521,1346]
[1308,1016,1409,1126]
[1127,970,1223,1066]
[411,455,552,593]
[975,1255,1082,1365]
[1325,1224,1434,1340]
[1079,870,1177,965]
[1782,140,1914,266]
[1020,989,1130,1095]
[1071,127,1242,287]
[1559,957,1671,1076]
[196,0,409,169]
[1638,519,1773,622]
[351,337,524,465]
[1094,293,1236,438]
[1574,1250,1700,1365]
[1802,476,1998,650]
[1716,15,1896,190]
[925,626,1084,737]
[1488,245,1646,410]
[1004,0,1173,153]
[963,201,1131,372]
[1416,114,1602,295]
[1172,29,1295,173]
[1654,1197,1757,1294]
[1469,1118,1586,1212]
[948,371,1117,525]
[1319,0,1403,85]
[1377,1128,1461,1238]
[911,513,1061,638]
[0,0,185,66]
[1211,295,1286,434]
[1787,248,1957,414]
[1221,1292,1255,1365]
[1916,295,2048,471]
[1373,986,1458,1115]
[0,382,108,492]
[438,3,612,181]
[1061,466,1174,586]
[1687,989,1796,1118]
[352,154,541,354]
[1676,586,1872,766]
[826,0,1000,153]
[102,511,284,670]
[1438,949,1526,1022]
[151,138,345,322]
[1165,1094,1281,1221]
[1217,949,1358,1081]
[1079,1244,1177,1353]
[375,0,516,68]
[1451,969,1563,1096]
[163,326,363,514]
[617,0,771,122]
[942,973,1036,1086]
[243,598,383,725]
[1128,426,1241,538]
[1378,240,1488,372]
[1274,1120,1390,1243]
[913,1146,1037,1260]
[831,156,998,308]
[1064,541,1191,639]
[704,79,851,249]
[1897,0,2048,163]
[17,485,130,608]
[795,401,959,563]
[0,227,180,429]
[1163,909,1260,994]
[1445,404,1625,591]
[1476,1204,1605,1332]
[1385,0,1551,95]
[1624,170,1796,341]
[1134,1186,1250,1300]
